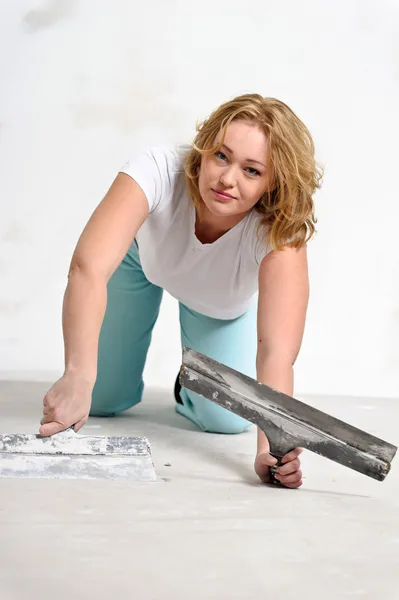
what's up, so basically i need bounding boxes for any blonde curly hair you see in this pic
[184,94,323,251]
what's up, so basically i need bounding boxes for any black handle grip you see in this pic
[269,454,284,486]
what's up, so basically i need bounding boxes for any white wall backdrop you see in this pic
[0,0,398,398]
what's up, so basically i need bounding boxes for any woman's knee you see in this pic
[201,413,252,434]
[90,380,143,417]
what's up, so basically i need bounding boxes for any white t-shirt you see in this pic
[119,145,271,320]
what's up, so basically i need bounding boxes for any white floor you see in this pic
[0,381,398,600]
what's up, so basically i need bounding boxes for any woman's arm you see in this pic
[63,173,149,381]
[255,245,309,486]
[40,174,149,435]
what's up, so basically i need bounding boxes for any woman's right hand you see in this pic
[39,373,94,437]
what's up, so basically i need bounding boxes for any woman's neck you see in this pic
[194,203,248,245]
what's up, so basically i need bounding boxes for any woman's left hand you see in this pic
[254,448,303,488]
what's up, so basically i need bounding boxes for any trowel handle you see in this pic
[268,453,284,486]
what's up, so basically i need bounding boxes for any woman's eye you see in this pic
[246,167,261,177]
[215,151,227,161]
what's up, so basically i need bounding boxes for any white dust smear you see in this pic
[0,453,157,481]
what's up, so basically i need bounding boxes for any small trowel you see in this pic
[180,347,397,482]
[0,427,156,481]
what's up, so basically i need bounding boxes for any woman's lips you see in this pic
[212,189,236,201]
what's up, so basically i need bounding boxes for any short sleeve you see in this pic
[246,212,272,265]
[119,146,181,213]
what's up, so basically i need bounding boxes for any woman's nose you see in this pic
[220,165,237,187]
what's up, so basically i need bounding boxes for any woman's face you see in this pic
[198,120,270,219]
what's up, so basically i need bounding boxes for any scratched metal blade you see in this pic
[180,346,397,481]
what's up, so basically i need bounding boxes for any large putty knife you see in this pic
[180,347,397,482]
[0,427,156,481]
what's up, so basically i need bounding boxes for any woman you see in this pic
[39,94,322,488]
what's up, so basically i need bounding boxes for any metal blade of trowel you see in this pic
[0,428,156,481]
[180,347,397,482]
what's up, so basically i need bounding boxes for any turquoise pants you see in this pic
[91,241,257,434]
